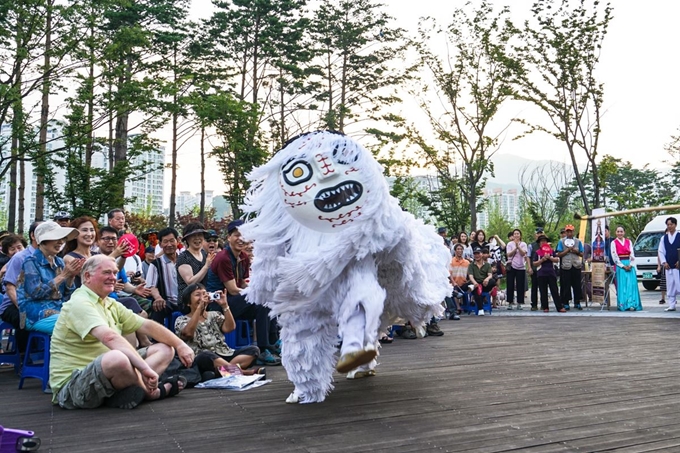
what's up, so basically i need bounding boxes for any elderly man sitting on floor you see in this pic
[49,254,195,410]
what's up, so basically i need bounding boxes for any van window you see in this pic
[634,232,662,257]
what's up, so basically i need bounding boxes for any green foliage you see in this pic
[510,0,613,214]
[409,1,516,230]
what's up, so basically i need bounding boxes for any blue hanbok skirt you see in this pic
[616,259,643,311]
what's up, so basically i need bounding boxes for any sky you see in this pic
[163,0,680,206]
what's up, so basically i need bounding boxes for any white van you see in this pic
[634,214,680,290]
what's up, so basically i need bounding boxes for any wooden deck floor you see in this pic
[3,315,680,453]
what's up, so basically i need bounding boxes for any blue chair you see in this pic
[0,322,21,374]
[472,293,492,315]
[18,332,51,392]
[224,320,251,349]
[169,311,183,333]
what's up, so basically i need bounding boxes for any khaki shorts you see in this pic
[56,356,116,409]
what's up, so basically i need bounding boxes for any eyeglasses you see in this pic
[101,237,117,242]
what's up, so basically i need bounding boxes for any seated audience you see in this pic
[17,221,82,334]
[175,283,262,376]
[0,233,27,282]
[146,227,181,324]
[50,255,195,409]
[176,222,215,303]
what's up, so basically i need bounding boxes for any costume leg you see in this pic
[336,257,385,374]
[279,308,338,404]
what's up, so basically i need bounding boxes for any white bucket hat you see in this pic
[34,221,79,244]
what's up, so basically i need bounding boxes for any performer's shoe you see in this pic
[336,347,378,373]
[665,307,676,312]
[346,369,376,380]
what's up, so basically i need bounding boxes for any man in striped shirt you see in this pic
[448,243,470,319]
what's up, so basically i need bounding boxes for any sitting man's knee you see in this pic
[149,342,175,359]
[101,350,134,372]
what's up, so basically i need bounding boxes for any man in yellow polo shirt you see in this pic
[50,255,195,409]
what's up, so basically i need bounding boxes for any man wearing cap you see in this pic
[203,230,219,255]
[17,221,84,334]
[0,222,41,352]
[467,247,495,315]
[556,224,584,310]
[206,220,281,365]
[53,211,72,228]
[438,227,451,249]
[142,246,155,278]
[658,217,680,311]
[528,228,544,310]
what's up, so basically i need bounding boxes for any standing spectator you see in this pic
[658,217,680,312]
[610,226,643,311]
[146,227,181,323]
[505,228,530,310]
[458,232,474,261]
[50,255,194,410]
[53,211,72,228]
[438,227,451,249]
[176,222,215,303]
[531,235,565,312]
[528,227,543,310]
[470,229,489,253]
[107,208,127,237]
[467,248,495,316]
[205,220,281,365]
[17,222,83,334]
[556,224,584,310]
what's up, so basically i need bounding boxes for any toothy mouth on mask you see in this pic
[314,181,363,212]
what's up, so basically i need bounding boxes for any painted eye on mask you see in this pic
[332,144,359,165]
[282,160,313,186]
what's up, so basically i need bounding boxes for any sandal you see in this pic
[105,385,145,409]
[379,335,393,344]
[158,375,187,399]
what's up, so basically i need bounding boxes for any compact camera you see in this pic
[208,291,221,301]
[131,271,143,284]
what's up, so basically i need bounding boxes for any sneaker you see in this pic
[477,310,485,316]
[574,303,583,311]
[531,306,538,311]
[426,323,444,336]
[507,304,514,311]
[516,304,524,311]
[564,303,570,311]
[256,350,282,366]
[449,313,461,321]
[659,299,666,305]
[665,307,676,312]
[401,327,417,339]
[271,339,282,355]
[558,308,567,313]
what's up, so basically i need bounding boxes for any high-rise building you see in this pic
[477,187,519,229]
[0,123,165,229]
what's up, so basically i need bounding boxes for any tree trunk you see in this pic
[567,143,591,215]
[168,46,178,228]
[18,157,25,234]
[199,125,206,223]
[339,52,347,133]
[35,0,52,221]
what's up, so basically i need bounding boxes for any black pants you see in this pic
[506,268,526,304]
[538,275,562,310]
[209,294,277,353]
[474,279,497,309]
[530,272,538,307]
[560,267,582,306]
[1,304,29,353]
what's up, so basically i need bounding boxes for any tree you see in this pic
[310,0,412,133]
[519,161,574,232]
[510,0,613,215]
[409,1,516,230]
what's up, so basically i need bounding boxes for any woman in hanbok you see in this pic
[610,226,643,311]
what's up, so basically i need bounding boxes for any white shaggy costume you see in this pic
[240,131,451,403]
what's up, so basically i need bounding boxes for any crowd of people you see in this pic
[2,210,673,409]
[0,209,280,410]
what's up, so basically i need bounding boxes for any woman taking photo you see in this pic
[63,216,99,287]
[175,283,263,375]
[17,221,83,334]
[610,226,643,311]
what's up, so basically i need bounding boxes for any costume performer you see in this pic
[658,217,680,311]
[610,227,642,311]
[240,131,451,403]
